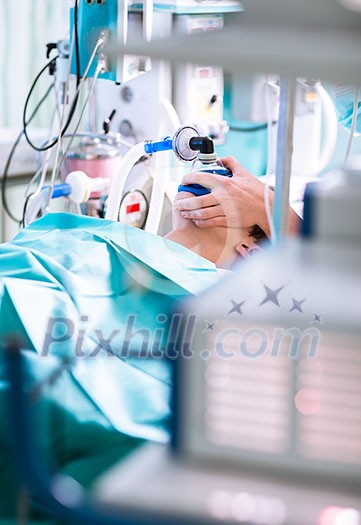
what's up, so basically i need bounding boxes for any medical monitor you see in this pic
[173,308,361,489]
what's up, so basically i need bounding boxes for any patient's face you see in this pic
[171,192,265,266]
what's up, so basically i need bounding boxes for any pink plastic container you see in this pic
[62,137,122,198]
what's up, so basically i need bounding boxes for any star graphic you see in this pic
[227,300,246,315]
[203,320,217,333]
[259,284,285,308]
[313,313,323,324]
[288,298,306,314]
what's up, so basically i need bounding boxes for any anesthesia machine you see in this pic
[2,0,242,239]
[1,0,348,242]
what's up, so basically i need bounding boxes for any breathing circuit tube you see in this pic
[105,126,200,224]
[105,142,146,222]
[144,150,168,235]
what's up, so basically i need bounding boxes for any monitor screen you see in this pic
[175,318,361,487]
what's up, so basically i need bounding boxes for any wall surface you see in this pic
[0,1,68,128]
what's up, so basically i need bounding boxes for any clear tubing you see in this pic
[25,105,60,212]
[43,33,76,211]
[105,142,146,221]
[25,168,43,199]
[273,77,296,241]
[23,189,50,227]
[34,83,61,175]
[46,37,106,209]
[315,84,338,175]
[143,0,153,42]
[344,87,360,167]
[161,98,181,133]
[144,98,181,235]
[264,78,276,244]
[53,64,102,181]
[144,152,168,234]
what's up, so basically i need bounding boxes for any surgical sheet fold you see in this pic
[0,213,218,520]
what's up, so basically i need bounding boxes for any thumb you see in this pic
[181,171,223,189]
[221,156,252,179]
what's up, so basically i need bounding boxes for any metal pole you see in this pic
[273,76,296,241]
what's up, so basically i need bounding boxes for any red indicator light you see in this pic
[199,68,210,79]
[126,203,140,214]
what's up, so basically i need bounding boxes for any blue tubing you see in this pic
[43,183,72,199]
[144,137,173,154]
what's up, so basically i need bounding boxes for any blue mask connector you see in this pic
[144,137,173,155]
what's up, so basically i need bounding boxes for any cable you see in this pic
[26,89,67,201]
[25,32,105,217]
[74,0,81,87]
[21,194,34,229]
[52,39,108,177]
[60,66,103,161]
[46,64,103,209]
[24,168,43,200]
[22,2,81,152]
[264,78,277,243]
[23,35,105,155]
[29,106,62,214]
[21,57,63,151]
[344,87,360,167]
[313,84,338,175]
[1,83,55,223]
[162,98,181,133]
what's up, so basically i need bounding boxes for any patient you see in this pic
[0,186,267,519]
[166,191,267,268]
[0,183,267,520]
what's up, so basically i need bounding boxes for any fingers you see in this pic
[174,192,218,211]
[221,156,253,179]
[192,216,228,228]
[180,204,224,221]
[181,171,227,189]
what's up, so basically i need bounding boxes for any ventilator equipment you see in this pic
[24,125,203,229]
[1,0,242,239]
[4,0,356,243]
[104,125,201,230]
